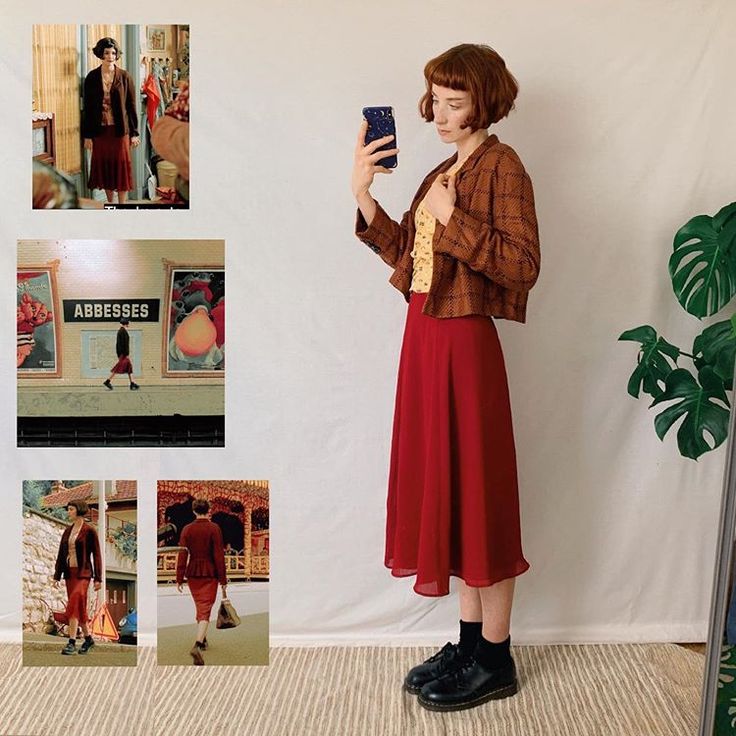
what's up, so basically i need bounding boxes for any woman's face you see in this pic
[431,84,475,145]
[67,505,78,521]
[102,47,117,64]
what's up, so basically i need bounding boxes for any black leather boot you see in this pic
[403,642,469,695]
[417,657,518,711]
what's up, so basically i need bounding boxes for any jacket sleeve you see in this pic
[212,524,227,586]
[176,527,189,585]
[434,153,540,291]
[88,526,103,583]
[81,73,94,139]
[54,529,67,581]
[125,72,139,138]
[355,201,412,269]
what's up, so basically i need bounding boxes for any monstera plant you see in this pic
[620,202,736,460]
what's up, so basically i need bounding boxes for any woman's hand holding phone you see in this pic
[352,120,399,226]
[352,120,399,198]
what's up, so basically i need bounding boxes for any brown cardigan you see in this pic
[355,134,540,322]
[82,66,139,139]
[176,519,227,586]
[54,522,102,582]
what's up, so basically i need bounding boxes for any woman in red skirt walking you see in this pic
[352,44,540,711]
[103,318,139,390]
[52,500,102,656]
[82,37,139,203]
[176,499,228,665]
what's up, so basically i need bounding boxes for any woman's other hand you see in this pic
[130,136,140,148]
[176,583,183,593]
[424,172,457,226]
[351,120,398,198]
[93,581,102,591]
[84,139,93,151]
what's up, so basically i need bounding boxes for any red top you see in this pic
[176,518,227,585]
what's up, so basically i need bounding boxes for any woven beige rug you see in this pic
[0,643,704,736]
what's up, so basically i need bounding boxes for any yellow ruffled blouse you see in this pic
[410,156,468,293]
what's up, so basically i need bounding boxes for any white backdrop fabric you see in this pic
[1,0,735,646]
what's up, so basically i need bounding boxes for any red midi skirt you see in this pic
[188,578,218,622]
[111,356,132,374]
[88,125,134,192]
[65,568,91,623]
[386,292,530,596]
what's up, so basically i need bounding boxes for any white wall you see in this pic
[1,0,735,645]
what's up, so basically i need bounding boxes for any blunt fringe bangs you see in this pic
[419,44,519,129]
[93,37,122,60]
[68,499,89,516]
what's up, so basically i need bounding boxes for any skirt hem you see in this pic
[386,559,531,598]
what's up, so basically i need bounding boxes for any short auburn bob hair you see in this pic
[92,37,122,60]
[67,499,89,516]
[419,44,519,130]
[192,498,210,515]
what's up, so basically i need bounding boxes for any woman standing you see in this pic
[351,44,540,711]
[82,37,139,203]
[176,499,227,666]
[52,500,102,656]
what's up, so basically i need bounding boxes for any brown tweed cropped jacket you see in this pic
[355,134,540,322]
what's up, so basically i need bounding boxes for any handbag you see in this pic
[216,597,241,629]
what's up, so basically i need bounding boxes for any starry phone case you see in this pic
[362,106,398,168]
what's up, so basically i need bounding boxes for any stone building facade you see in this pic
[22,508,68,632]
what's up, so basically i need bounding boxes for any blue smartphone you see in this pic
[362,106,398,168]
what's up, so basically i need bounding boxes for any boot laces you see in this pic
[426,642,456,664]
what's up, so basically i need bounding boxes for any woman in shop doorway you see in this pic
[176,499,227,665]
[82,37,139,203]
[52,500,102,656]
[351,44,540,712]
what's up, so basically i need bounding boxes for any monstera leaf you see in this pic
[693,315,736,391]
[669,202,736,318]
[619,325,680,399]
[650,366,730,460]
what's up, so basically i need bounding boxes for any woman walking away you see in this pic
[176,499,227,665]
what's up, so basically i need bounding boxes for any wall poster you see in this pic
[162,261,224,377]
[17,261,62,377]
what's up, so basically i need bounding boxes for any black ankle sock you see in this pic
[474,634,512,670]
[195,640,204,649]
[458,620,483,656]
[67,638,75,645]
[84,635,93,642]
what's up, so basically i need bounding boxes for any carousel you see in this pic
[157,480,269,583]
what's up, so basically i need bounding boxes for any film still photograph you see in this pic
[157,481,270,667]
[17,239,225,447]
[32,24,190,209]
[22,481,138,667]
